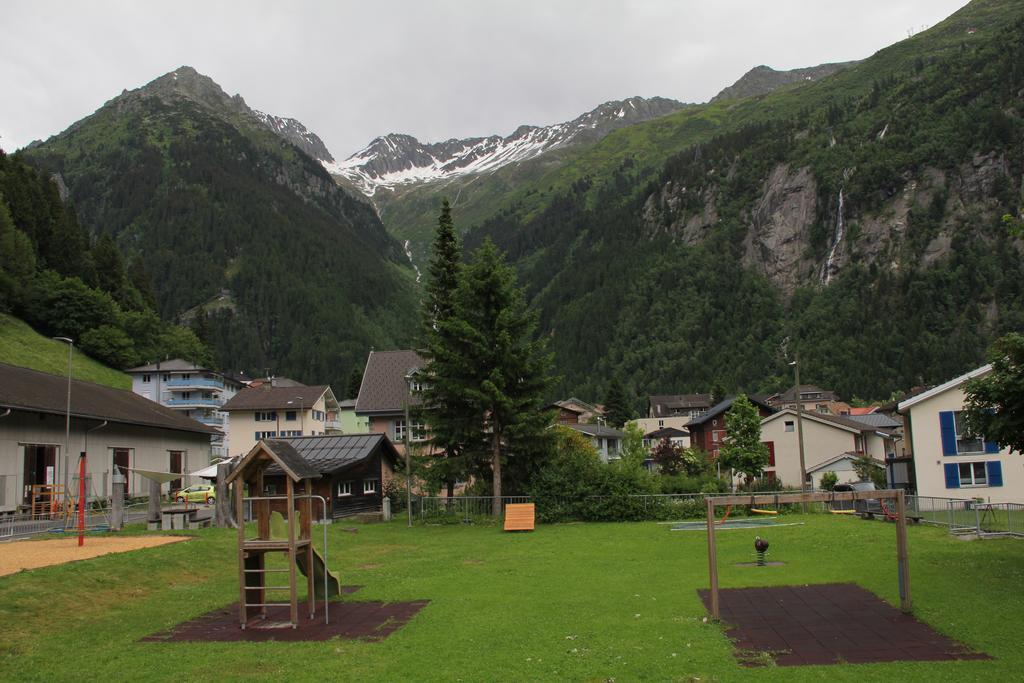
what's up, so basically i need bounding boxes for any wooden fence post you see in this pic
[706,496,719,620]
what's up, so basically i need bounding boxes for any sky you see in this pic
[2,0,969,160]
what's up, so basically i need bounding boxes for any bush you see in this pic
[820,471,839,491]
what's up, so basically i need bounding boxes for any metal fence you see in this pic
[411,496,531,522]
[0,502,150,541]
[906,496,1024,537]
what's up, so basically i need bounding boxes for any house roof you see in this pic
[225,439,321,483]
[686,395,775,427]
[552,397,602,414]
[222,384,332,412]
[773,384,839,403]
[848,406,878,416]
[645,426,689,439]
[0,362,216,435]
[806,452,883,473]
[266,434,400,476]
[126,358,209,373]
[568,423,625,438]
[648,393,713,416]
[355,350,424,414]
[897,365,992,412]
[338,398,357,409]
[846,413,902,430]
[762,408,892,436]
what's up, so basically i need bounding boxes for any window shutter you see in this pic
[938,411,957,456]
[984,440,1000,454]
[986,461,1003,487]
[943,462,960,488]
[765,441,775,466]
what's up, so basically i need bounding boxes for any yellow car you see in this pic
[173,484,216,504]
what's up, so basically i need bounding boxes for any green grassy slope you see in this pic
[0,313,131,389]
[1,517,1022,680]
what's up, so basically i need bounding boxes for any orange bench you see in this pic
[503,503,535,531]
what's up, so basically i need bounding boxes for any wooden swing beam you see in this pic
[704,489,911,620]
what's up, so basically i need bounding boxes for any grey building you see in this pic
[0,363,215,513]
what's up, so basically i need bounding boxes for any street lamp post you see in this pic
[53,337,73,506]
[789,355,808,493]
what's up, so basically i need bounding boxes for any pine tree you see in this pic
[434,239,553,514]
[420,199,474,497]
[603,376,633,428]
[347,366,364,400]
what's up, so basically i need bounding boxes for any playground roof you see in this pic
[267,434,400,475]
[225,439,322,483]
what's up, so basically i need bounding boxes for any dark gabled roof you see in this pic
[686,395,775,427]
[846,413,902,430]
[645,426,689,439]
[355,350,424,414]
[265,434,400,476]
[126,358,209,373]
[0,362,215,435]
[775,384,839,402]
[222,384,330,411]
[225,439,321,483]
[764,408,896,436]
[568,423,624,438]
[648,393,713,416]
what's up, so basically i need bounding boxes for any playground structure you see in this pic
[225,440,339,630]
[703,489,912,620]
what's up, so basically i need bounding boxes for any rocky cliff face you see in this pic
[252,111,335,163]
[331,96,687,195]
[711,62,859,103]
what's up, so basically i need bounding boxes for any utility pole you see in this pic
[404,393,412,528]
[53,337,73,507]
[791,355,808,493]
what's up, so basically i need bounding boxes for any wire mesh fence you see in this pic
[1,501,151,541]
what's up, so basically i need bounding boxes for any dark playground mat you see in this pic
[698,583,990,667]
[141,587,429,643]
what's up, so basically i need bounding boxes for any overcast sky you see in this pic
[2,0,968,159]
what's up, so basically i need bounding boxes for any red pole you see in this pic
[77,453,87,546]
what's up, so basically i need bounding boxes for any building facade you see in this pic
[355,350,429,455]
[222,382,341,457]
[126,359,244,458]
[899,365,1021,503]
[0,364,214,512]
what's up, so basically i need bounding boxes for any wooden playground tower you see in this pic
[225,441,324,630]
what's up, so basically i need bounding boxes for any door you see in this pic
[22,444,57,505]
[169,451,183,493]
[112,449,130,497]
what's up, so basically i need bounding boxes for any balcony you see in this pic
[166,397,222,408]
[325,419,342,432]
[196,415,225,426]
[166,377,225,389]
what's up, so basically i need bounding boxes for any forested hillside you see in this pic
[23,68,418,390]
[0,150,207,371]
[464,0,1024,403]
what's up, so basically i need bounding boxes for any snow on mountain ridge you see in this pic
[329,96,685,196]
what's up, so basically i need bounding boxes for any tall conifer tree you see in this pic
[603,377,633,428]
[420,199,472,497]
[435,239,553,514]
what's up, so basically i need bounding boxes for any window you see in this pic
[337,481,352,496]
[784,421,795,433]
[281,430,302,437]
[363,479,379,494]
[410,419,427,442]
[712,430,720,443]
[312,409,325,422]
[254,431,277,440]
[254,411,277,422]
[285,411,297,421]
[182,374,192,380]
[142,374,151,383]
[816,405,830,414]
[658,419,664,427]
[958,461,988,486]
[394,419,406,441]
[411,378,423,392]
[162,374,170,382]
[954,411,983,454]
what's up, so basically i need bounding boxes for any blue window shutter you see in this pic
[984,440,1000,454]
[939,411,957,456]
[944,463,960,488]
[986,461,1003,487]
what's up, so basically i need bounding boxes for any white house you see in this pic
[898,365,1021,503]
[566,423,624,463]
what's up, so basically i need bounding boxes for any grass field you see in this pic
[0,313,131,390]
[1,515,1022,681]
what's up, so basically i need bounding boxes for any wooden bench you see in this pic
[504,503,535,532]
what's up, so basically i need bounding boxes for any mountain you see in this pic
[252,110,336,164]
[711,62,859,103]
[330,96,686,196]
[22,66,417,391]
[459,0,1024,404]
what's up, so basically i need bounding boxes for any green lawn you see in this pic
[0,313,131,390]
[1,516,1021,681]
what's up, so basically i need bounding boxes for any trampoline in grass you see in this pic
[669,517,802,531]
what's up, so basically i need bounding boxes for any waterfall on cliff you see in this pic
[820,188,845,285]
